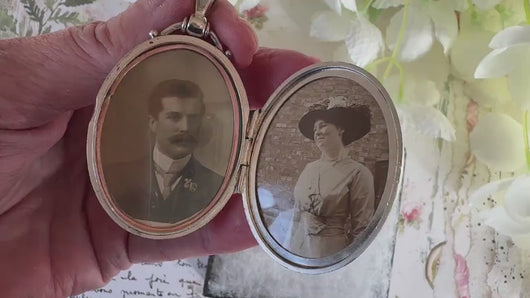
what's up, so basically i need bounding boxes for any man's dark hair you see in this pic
[148,79,205,117]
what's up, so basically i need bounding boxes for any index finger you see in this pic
[240,48,320,110]
[0,0,258,129]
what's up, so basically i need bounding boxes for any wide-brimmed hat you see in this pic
[298,96,371,145]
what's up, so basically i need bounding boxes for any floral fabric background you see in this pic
[3,0,530,297]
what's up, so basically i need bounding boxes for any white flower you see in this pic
[450,28,494,82]
[397,103,456,141]
[310,10,352,42]
[472,0,503,10]
[309,4,384,67]
[469,113,526,172]
[227,0,260,12]
[384,74,441,106]
[470,176,530,249]
[327,96,350,109]
[382,73,455,141]
[323,0,357,15]
[373,0,466,11]
[463,77,512,108]
[475,25,530,110]
[385,1,458,62]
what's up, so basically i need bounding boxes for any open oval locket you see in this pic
[87,0,403,274]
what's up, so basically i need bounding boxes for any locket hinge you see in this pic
[235,109,261,193]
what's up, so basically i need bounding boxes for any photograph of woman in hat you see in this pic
[285,96,376,258]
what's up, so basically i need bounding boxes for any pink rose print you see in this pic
[243,4,268,19]
[454,254,470,298]
[242,4,268,30]
[399,201,423,231]
[466,101,478,133]
[401,201,422,222]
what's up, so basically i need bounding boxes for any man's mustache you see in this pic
[169,134,198,144]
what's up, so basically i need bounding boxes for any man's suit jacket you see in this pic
[105,156,224,224]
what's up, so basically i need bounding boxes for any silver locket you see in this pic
[87,0,403,274]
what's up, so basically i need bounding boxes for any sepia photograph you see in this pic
[256,77,390,259]
[98,49,234,225]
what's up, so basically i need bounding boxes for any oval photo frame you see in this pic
[245,63,403,273]
[87,35,248,239]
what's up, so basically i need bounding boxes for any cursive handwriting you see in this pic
[140,262,163,267]
[76,258,206,297]
[176,259,192,268]
[120,270,137,281]
[94,288,112,294]
[146,274,170,289]
[119,288,174,298]
[178,278,201,288]
[196,258,206,270]
[121,289,156,298]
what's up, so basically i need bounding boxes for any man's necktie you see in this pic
[155,161,182,199]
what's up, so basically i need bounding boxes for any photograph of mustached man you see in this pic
[108,79,224,224]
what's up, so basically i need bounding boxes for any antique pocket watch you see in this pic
[87,0,403,274]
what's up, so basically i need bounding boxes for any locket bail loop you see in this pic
[187,0,216,38]
[154,0,228,55]
[195,0,216,18]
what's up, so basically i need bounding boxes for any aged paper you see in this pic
[204,200,399,298]
[73,257,208,298]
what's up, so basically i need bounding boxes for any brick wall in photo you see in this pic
[257,77,389,212]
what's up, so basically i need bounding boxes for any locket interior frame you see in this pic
[87,34,249,239]
[87,33,403,274]
[242,62,404,274]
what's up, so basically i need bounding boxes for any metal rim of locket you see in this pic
[87,33,249,239]
[243,62,404,274]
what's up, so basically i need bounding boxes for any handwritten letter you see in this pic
[73,257,208,298]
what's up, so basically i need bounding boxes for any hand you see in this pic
[0,0,317,296]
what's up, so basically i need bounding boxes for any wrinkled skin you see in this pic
[0,0,317,296]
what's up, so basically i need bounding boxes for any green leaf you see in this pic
[494,0,525,27]
[50,11,81,26]
[472,0,503,10]
[1,30,18,39]
[0,9,17,34]
[62,0,97,7]
[42,25,52,34]
[368,7,383,23]
[53,8,63,18]
[21,0,44,23]
[373,0,405,9]
[45,0,56,10]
